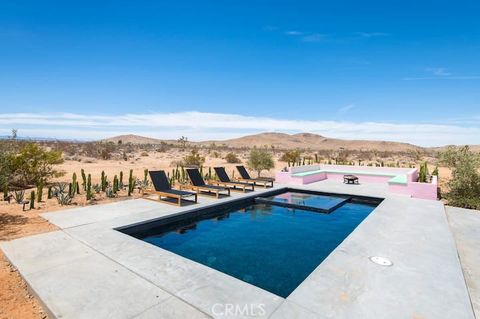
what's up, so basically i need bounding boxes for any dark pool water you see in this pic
[139,198,376,298]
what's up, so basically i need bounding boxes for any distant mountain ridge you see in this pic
[103,132,426,152]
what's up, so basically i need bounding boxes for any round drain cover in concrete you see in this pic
[369,256,393,266]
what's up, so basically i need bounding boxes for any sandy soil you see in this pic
[0,150,453,318]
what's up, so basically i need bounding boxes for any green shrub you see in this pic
[4,142,64,187]
[280,150,301,165]
[247,147,275,177]
[182,148,205,167]
[440,146,480,209]
[225,152,241,164]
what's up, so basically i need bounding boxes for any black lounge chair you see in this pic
[236,165,274,188]
[211,167,255,192]
[185,168,230,198]
[144,170,197,206]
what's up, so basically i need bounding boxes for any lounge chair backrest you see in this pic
[149,170,171,191]
[214,167,231,182]
[236,165,251,179]
[186,168,206,186]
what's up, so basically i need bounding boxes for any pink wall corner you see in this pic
[388,176,438,200]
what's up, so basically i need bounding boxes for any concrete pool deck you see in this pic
[1,180,478,318]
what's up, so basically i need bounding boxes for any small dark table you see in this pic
[343,175,359,184]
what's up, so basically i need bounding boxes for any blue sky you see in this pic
[0,1,479,146]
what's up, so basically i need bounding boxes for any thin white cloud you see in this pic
[354,32,389,38]
[404,67,480,80]
[426,67,451,76]
[301,33,326,42]
[0,111,479,147]
[285,31,304,36]
[338,104,356,114]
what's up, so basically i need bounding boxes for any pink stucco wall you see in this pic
[388,176,438,200]
[275,165,438,200]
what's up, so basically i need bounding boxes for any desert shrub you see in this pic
[280,150,301,164]
[182,148,205,167]
[440,146,480,209]
[140,152,149,157]
[5,142,64,187]
[247,147,275,177]
[225,152,241,164]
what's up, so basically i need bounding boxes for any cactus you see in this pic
[86,174,92,200]
[105,187,115,198]
[3,184,8,201]
[144,169,148,185]
[72,173,77,196]
[30,191,35,209]
[36,180,44,202]
[113,175,119,193]
[119,171,123,188]
[128,169,134,196]
[13,190,25,203]
[81,169,87,191]
[57,193,72,206]
[432,166,439,176]
[101,171,107,192]
[208,167,212,180]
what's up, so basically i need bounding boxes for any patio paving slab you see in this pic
[132,296,211,319]
[64,223,283,318]
[1,230,209,319]
[446,206,480,318]
[287,197,474,319]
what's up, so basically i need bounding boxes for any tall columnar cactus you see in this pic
[30,191,35,209]
[86,174,92,200]
[37,180,44,202]
[72,173,77,196]
[144,169,148,185]
[128,169,134,196]
[3,184,8,201]
[101,171,107,192]
[47,186,52,199]
[76,181,80,195]
[208,167,212,180]
[113,175,119,194]
[81,169,87,191]
[119,171,123,187]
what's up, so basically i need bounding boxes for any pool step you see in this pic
[254,197,351,214]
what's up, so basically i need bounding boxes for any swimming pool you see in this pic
[121,189,380,298]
